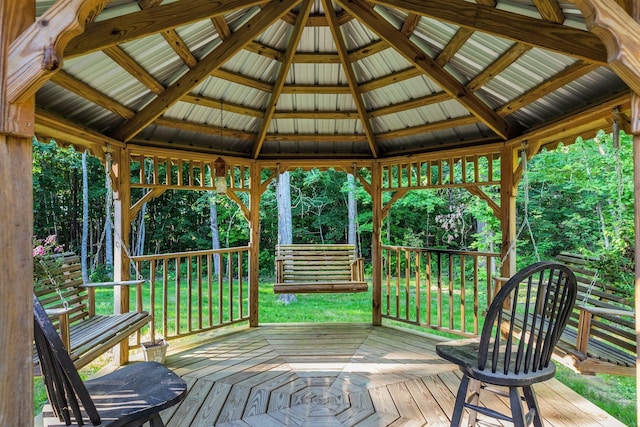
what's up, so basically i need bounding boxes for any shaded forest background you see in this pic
[33,131,635,295]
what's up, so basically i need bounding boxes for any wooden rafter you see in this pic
[359,68,423,92]
[323,0,379,158]
[155,116,255,140]
[376,115,479,140]
[436,28,474,66]
[348,40,389,61]
[369,92,450,118]
[368,0,608,64]
[7,0,108,103]
[103,46,165,94]
[400,13,421,37]
[50,71,135,119]
[466,44,532,92]
[273,111,360,119]
[251,0,310,159]
[264,133,367,142]
[111,0,300,142]
[64,0,265,58]
[338,0,515,140]
[137,0,199,68]
[532,0,565,23]
[182,94,263,118]
[497,62,600,115]
[282,84,351,94]
[212,16,231,40]
[212,69,273,92]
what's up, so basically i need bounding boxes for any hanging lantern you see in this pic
[213,157,227,194]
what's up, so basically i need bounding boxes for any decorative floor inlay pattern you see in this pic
[154,324,624,427]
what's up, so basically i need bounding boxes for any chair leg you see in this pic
[467,379,481,426]
[451,373,470,427]
[509,387,527,427]
[523,385,544,427]
[149,413,166,427]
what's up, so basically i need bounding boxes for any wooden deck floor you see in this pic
[153,323,624,427]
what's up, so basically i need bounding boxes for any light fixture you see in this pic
[213,156,227,194]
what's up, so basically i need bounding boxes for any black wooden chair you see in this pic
[34,294,187,427]
[436,261,577,427]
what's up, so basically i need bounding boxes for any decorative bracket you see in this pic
[7,0,107,104]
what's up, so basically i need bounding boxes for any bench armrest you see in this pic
[577,305,634,318]
[81,279,146,288]
[45,308,71,351]
[575,305,635,355]
[81,280,147,315]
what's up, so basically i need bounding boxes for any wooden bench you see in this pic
[274,244,368,293]
[552,252,635,376]
[34,252,152,369]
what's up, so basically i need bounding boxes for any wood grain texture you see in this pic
[7,0,108,103]
[45,324,621,427]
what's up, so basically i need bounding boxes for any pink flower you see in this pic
[44,235,57,245]
[33,246,45,257]
[54,245,64,253]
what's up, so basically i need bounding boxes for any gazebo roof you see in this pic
[34,0,630,160]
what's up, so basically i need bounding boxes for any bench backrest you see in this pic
[276,244,362,283]
[556,252,635,356]
[34,252,91,324]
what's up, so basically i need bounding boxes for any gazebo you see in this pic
[1,0,639,424]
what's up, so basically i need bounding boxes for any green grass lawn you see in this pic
[35,281,637,426]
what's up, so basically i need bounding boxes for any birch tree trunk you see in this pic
[81,151,89,283]
[209,192,221,276]
[277,171,295,304]
[105,155,113,277]
[347,173,357,254]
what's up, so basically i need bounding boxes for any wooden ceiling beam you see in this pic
[212,69,274,92]
[281,84,351,94]
[244,41,283,61]
[273,111,360,119]
[359,68,424,92]
[497,61,600,115]
[155,116,255,140]
[181,93,263,117]
[111,0,300,142]
[252,0,312,159]
[377,115,479,140]
[532,0,565,23]
[293,53,341,63]
[64,0,266,58]
[466,43,531,92]
[103,46,165,94]
[436,27,474,66]
[138,0,199,68]
[50,71,135,119]
[35,108,125,151]
[369,92,451,117]
[348,40,389,61]
[323,0,379,158]
[339,0,515,139]
[264,133,367,142]
[212,16,231,40]
[400,13,421,37]
[368,0,608,64]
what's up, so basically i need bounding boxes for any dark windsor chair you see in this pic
[436,261,577,427]
[34,294,187,426]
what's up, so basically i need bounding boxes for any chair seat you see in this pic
[41,361,186,427]
[437,338,557,387]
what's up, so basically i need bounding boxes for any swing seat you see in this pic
[34,252,152,370]
[553,252,635,376]
[274,244,368,293]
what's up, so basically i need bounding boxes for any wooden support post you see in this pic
[371,163,383,325]
[112,147,132,365]
[632,93,640,427]
[0,0,35,424]
[249,164,261,327]
[499,145,517,281]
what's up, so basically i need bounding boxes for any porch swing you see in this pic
[273,169,368,294]
[496,141,636,376]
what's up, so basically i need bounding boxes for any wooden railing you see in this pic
[131,246,250,342]
[381,245,499,337]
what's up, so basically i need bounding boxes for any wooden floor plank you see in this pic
[155,324,625,427]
